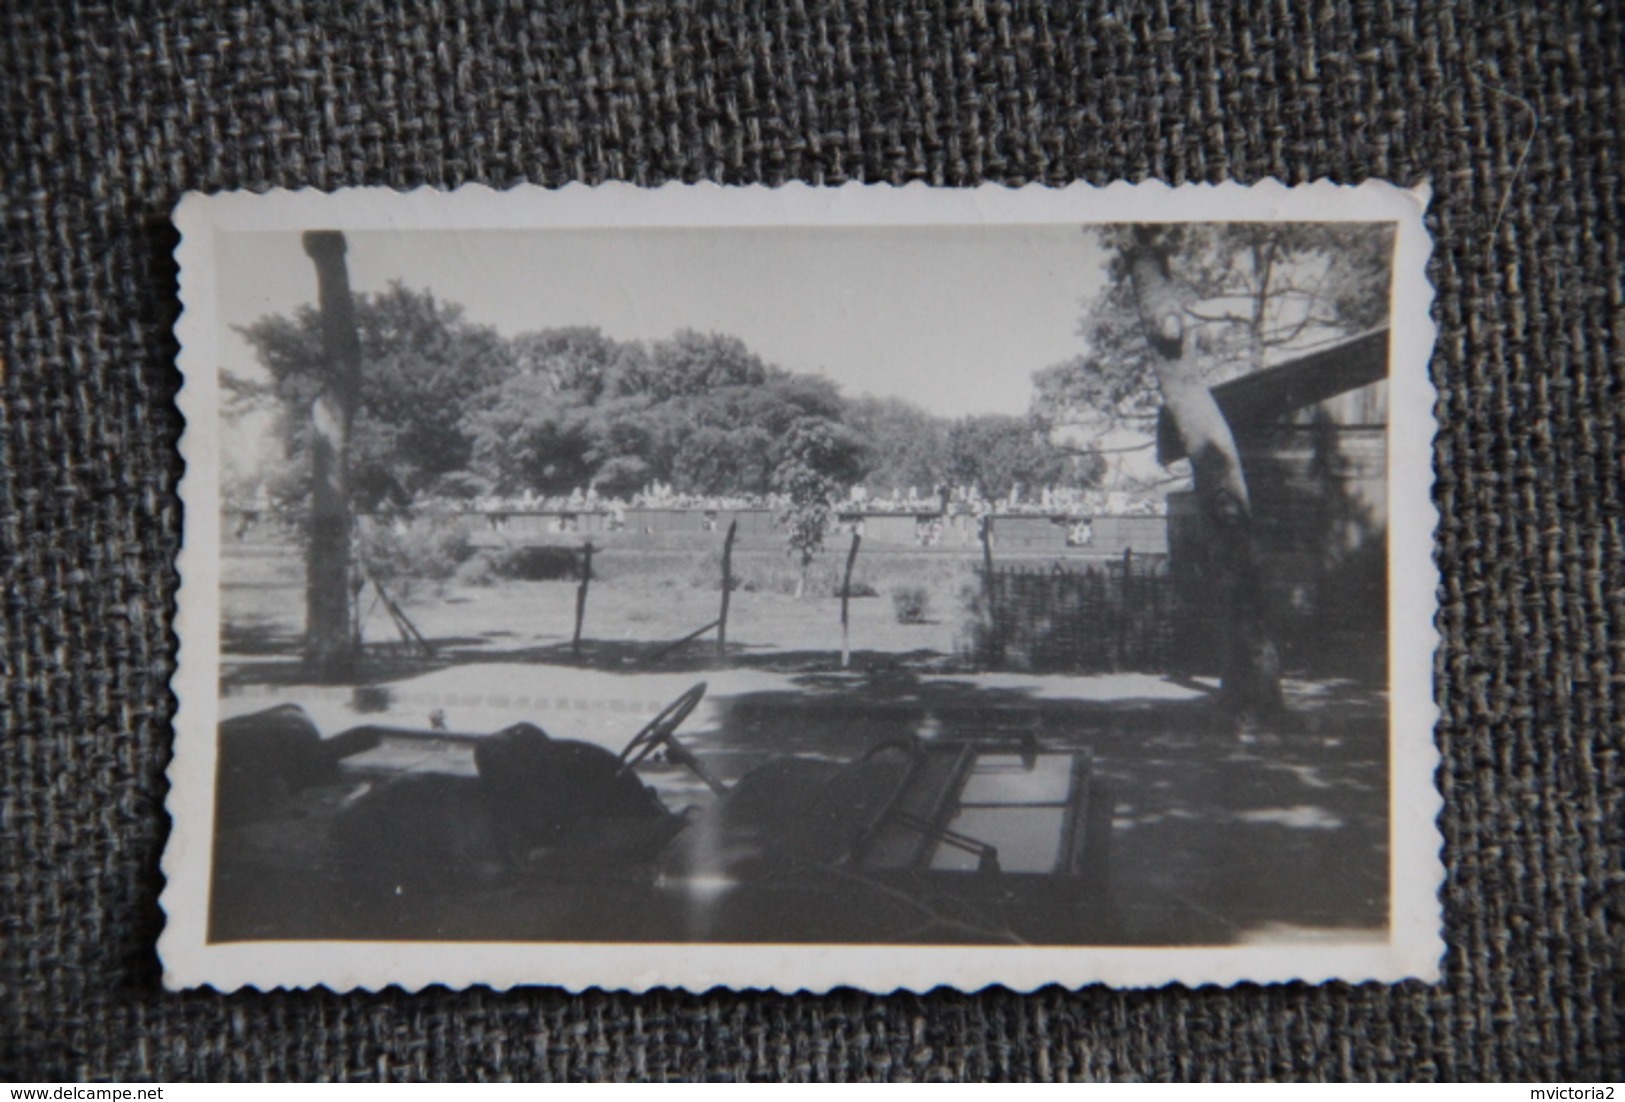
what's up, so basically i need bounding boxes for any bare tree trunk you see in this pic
[572,540,593,662]
[1128,227,1281,717]
[979,513,1000,666]
[301,231,362,681]
[717,519,736,657]
[839,530,861,668]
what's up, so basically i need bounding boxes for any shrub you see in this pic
[454,554,499,587]
[892,585,931,624]
[359,519,477,584]
[491,544,590,582]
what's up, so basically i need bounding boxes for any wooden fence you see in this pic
[968,552,1177,674]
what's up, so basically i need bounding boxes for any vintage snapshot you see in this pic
[163,182,1440,993]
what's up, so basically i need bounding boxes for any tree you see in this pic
[664,376,846,495]
[772,416,866,598]
[459,327,861,501]
[238,298,876,512]
[844,395,950,495]
[633,329,774,401]
[1036,223,1394,713]
[463,372,599,495]
[946,414,1099,500]
[509,326,646,404]
[1124,225,1284,717]
[1034,223,1394,462]
[299,232,362,680]
[462,326,637,495]
[234,283,514,507]
[618,333,824,496]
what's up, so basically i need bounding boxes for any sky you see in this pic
[216,224,1110,420]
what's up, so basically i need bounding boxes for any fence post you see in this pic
[980,514,1000,665]
[840,530,862,669]
[1116,547,1132,670]
[572,539,593,661]
[717,519,737,658]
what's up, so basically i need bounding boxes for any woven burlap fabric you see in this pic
[3,0,1621,1082]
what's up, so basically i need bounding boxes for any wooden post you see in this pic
[572,540,593,661]
[980,513,999,665]
[717,519,737,658]
[839,530,862,669]
[1118,547,1132,671]
[349,559,366,656]
[644,618,722,665]
[362,562,435,658]
[301,231,362,681]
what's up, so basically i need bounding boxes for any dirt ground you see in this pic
[225,532,983,675]
[215,531,1391,947]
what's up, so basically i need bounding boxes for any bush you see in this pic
[491,544,589,582]
[831,577,879,598]
[359,519,477,584]
[454,554,499,587]
[891,585,931,623]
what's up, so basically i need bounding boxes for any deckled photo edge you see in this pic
[161,180,1441,994]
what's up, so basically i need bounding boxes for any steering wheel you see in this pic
[617,681,707,773]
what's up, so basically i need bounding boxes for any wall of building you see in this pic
[1166,422,1387,677]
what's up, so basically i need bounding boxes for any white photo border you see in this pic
[163,180,1441,994]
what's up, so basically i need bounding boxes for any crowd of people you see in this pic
[445,481,1166,520]
[227,480,1167,537]
[464,483,770,518]
[843,483,1165,518]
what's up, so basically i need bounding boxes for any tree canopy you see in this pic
[946,413,1101,500]
[844,396,950,496]
[1033,223,1395,461]
[233,283,512,508]
[231,288,1096,512]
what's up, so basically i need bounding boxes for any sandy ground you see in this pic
[224,536,981,669]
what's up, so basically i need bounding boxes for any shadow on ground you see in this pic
[220,626,978,689]
[216,584,1389,948]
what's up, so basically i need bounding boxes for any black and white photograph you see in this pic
[163,183,1439,992]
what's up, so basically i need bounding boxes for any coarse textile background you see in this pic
[2,0,1621,1082]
